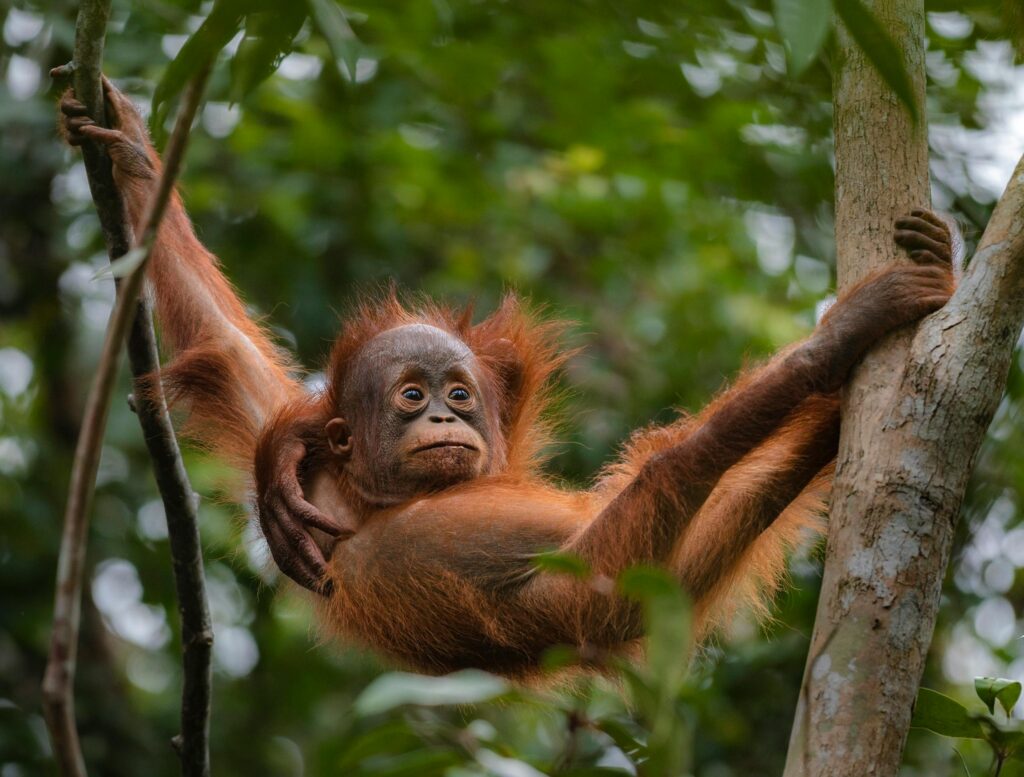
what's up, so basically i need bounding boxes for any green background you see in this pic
[2,0,1024,774]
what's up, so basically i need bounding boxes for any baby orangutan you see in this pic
[60,77,956,677]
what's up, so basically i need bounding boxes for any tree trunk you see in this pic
[784,1,1024,775]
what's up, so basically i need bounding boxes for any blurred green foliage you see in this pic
[1,0,1024,774]
[913,678,1024,774]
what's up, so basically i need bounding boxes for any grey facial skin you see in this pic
[334,325,494,502]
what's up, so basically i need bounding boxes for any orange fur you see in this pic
[130,206,840,676]
[117,158,301,468]
[277,312,840,675]
[75,80,964,680]
[149,202,301,465]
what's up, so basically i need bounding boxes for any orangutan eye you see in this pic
[401,387,424,402]
[449,387,470,402]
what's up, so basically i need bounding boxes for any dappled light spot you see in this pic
[0,348,33,398]
[92,559,171,650]
[213,625,259,677]
[3,9,44,47]
[6,55,40,100]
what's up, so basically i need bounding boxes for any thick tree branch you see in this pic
[41,3,213,774]
[784,1,1024,771]
[947,155,1024,328]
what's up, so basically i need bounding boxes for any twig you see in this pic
[41,3,213,774]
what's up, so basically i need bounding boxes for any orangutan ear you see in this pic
[485,338,525,431]
[325,417,353,460]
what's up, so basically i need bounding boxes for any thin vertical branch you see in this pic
[127,299,214,777]
[41,7,121,774]
[41,3,214,773]
[126,66,215,777]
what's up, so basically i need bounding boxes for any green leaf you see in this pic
[617,567,691,693]
[984,724,1024,760]
[644,588,690,694]
[151,0,245,134]
[531,550,591,578]
[593,716,647,760]
[356,748,460,777]
[305,0,362,80]
[229,7,306,102]
[616,565,691,760]
[617,661,660,720]
[617,566,679,600]
[774,0,833,75]
[833,0,918,121]
[540,644,580,671]
[354,670,509,716]
[911,688,986,739]
[337,721,420,769]
[975,677,1023,717]
[92,246,147,280]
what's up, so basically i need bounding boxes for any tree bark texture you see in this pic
[784,2,1024,775]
